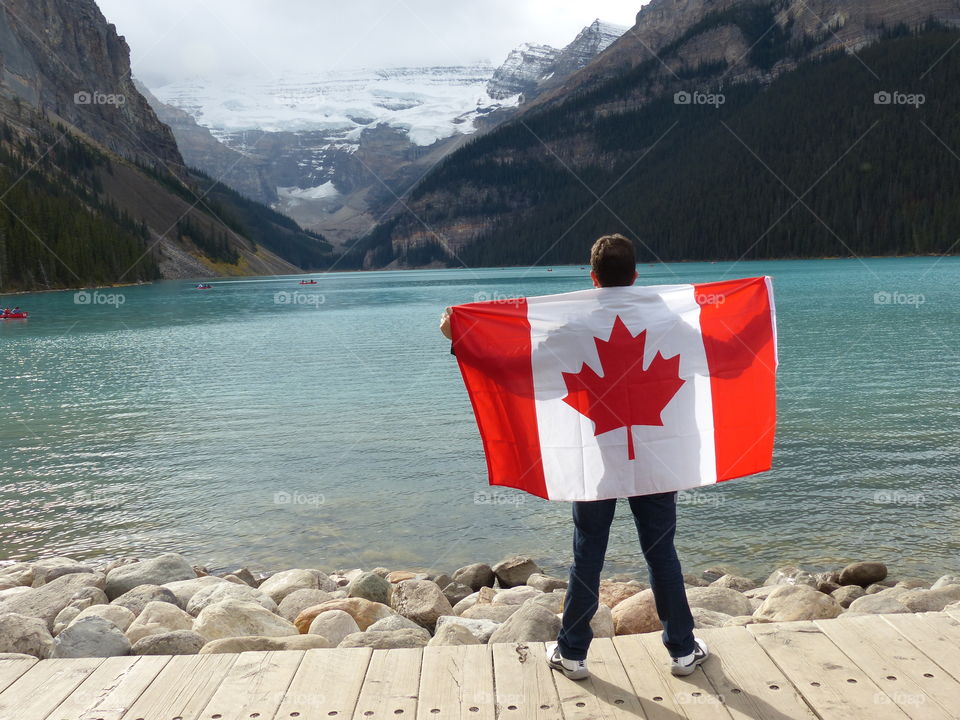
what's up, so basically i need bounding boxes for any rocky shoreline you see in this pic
[0,554,958,660]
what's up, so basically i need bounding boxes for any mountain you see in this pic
[0,0,333,291]
[354,0,960,268]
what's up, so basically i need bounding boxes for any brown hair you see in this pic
[590,234,637,287]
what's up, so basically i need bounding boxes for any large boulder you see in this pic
[52,616,131,658]
[932,575,960,590]
[308,610,360,645]
[591,604,615,638]
[131,630,206,656]
[529,592,564,615]
[838,562,887,587]
[293,598,394,633]
[492,557,541,588]
[429,623,480,646]
[488,602,561,644]
[277,589,334,623]
[338,629,429,649]
[461,605,520,623]
[162,576,229,607]
[754,585,842,622]
[685,587,753,617]
[0,573,106,630]
[390,580,454,631]
[441,582,474,607]
[898,585,960,613]
[493,587,543,605]
[526,574,567,593]
[763,566,818,589]
[30,557,95,586]
[831,585,866,608]
[186,583,277,616]
[452,563,495,591]
[612,589,661,635]
[193,599,298,641]
[692,608,734,628]
[111,585,180,616]
[452,592,480,616]
[72,604,136,632]
[199,635,333,654]
[434,616,500,644]
[711,575,757,593]
[0,563,35,588]
[125,601,195,644]
[366,615,425,633]
[846,593,910,615]
[258,569,329,604]
[599,581,642,609]
[105,554,195,600]
[347,572,393,605]
[0,613,54,658]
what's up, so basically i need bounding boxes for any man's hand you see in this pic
[439,306,453,340]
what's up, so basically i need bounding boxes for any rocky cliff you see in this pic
[487,44,560,99]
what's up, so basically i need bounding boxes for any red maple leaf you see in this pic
[562,315,685,460]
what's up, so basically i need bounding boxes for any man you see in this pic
[440,234,708,680]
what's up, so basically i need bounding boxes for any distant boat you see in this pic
[195,284,212,290]
[547,268,553,272]
[299,280,318,285]
[0,310,28,319]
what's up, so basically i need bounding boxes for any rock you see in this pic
[526,573,567,593]
[0,563,35,587]
[591,604,615,638]
[72,604,136,632]
[692,608,734,628]
[105,554,196,600]
[329,590,348,599]
[724,615,760,627]
[598,581,642,608]
[185,583,277,616]
[528,592,565,615]
[367,615,426,633]
[702,567,727,583]
[308,610,360,645]
[370,567,391,578]
[110,585,180,616]
[30,557,94,586]
[434,616,500,643]
[429,623,480,646]
[0,587,34,602]
[838,562,888,587]
[461,605,520,623]
[131,630,206,656]
[895,579,929,590]
[488,602,561,644]
[441,582,474,607]
[0,572,106,630]
[386,571,425,583]
[341,569,365,583]
[932,575,960,591]
[452,592,480,616]
[846,593,910,615]
[339,629,429,649]
[347,572,393,605]
[612,589,661,635]
[743,585,780,600]
[764,566,818,589]
[0,653,38,661]
[193,599,298,641]
[492,556,541,588]
[814,571,842,594]
[683,574,710,587]
[390,579,454,631]
[53,606,84,636]
[257,569,323,604]
[162,576,229,607]
[493,586,543,605]
[452,563,496,591]
[685,587,753,616]
[199,634,334,654]
[831,585,866,608]
[277,589,334,623]
[125,601,195,643]
[754,585,843,622]
[222,568,259,587]
[52,616,131,658]
[477,587,497,604]
[222,572,244,584]
[0,613,54,658]
[898,585,960,613]
[293,598,395,633]
[710,575,758,593]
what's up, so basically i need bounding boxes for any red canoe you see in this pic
[299,280,318,285]
[0,312,28,319]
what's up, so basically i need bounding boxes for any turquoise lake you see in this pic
[1,258,958,581]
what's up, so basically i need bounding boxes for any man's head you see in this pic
[590,233,638,288]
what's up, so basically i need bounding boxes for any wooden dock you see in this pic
[2,609,960,720]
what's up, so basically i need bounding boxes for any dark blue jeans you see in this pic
[557,491,695,660]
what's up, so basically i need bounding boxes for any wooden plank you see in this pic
[549,638,647,720]
[352,647,422,720]
[0,658,38,695]
[819,615,960,719]
[120,653,237,720]
[694,626,817,720]
[612,633,690,720]
[749,621,910,719]
[944,607,960,623]
[198,650,304,720]
[416,644,494,720]
[47,655,169,720]
[278,647,372,719]
[0,657,103,720]
[882,612,960,683]
[490,642,563,720]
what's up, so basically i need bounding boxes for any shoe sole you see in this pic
[670,641,710,676]
[545,646,590,680]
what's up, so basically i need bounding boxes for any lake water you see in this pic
[1,258,958,582]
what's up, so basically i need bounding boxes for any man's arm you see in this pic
[439,307,453,340]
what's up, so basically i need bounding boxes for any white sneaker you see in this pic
[670,638,709,676]
[545,641,590,680]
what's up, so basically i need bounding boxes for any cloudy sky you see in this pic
[95,0,647,87]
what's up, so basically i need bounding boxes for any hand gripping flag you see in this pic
[450,277,778,501]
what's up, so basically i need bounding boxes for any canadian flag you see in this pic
[451,277,778,501]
